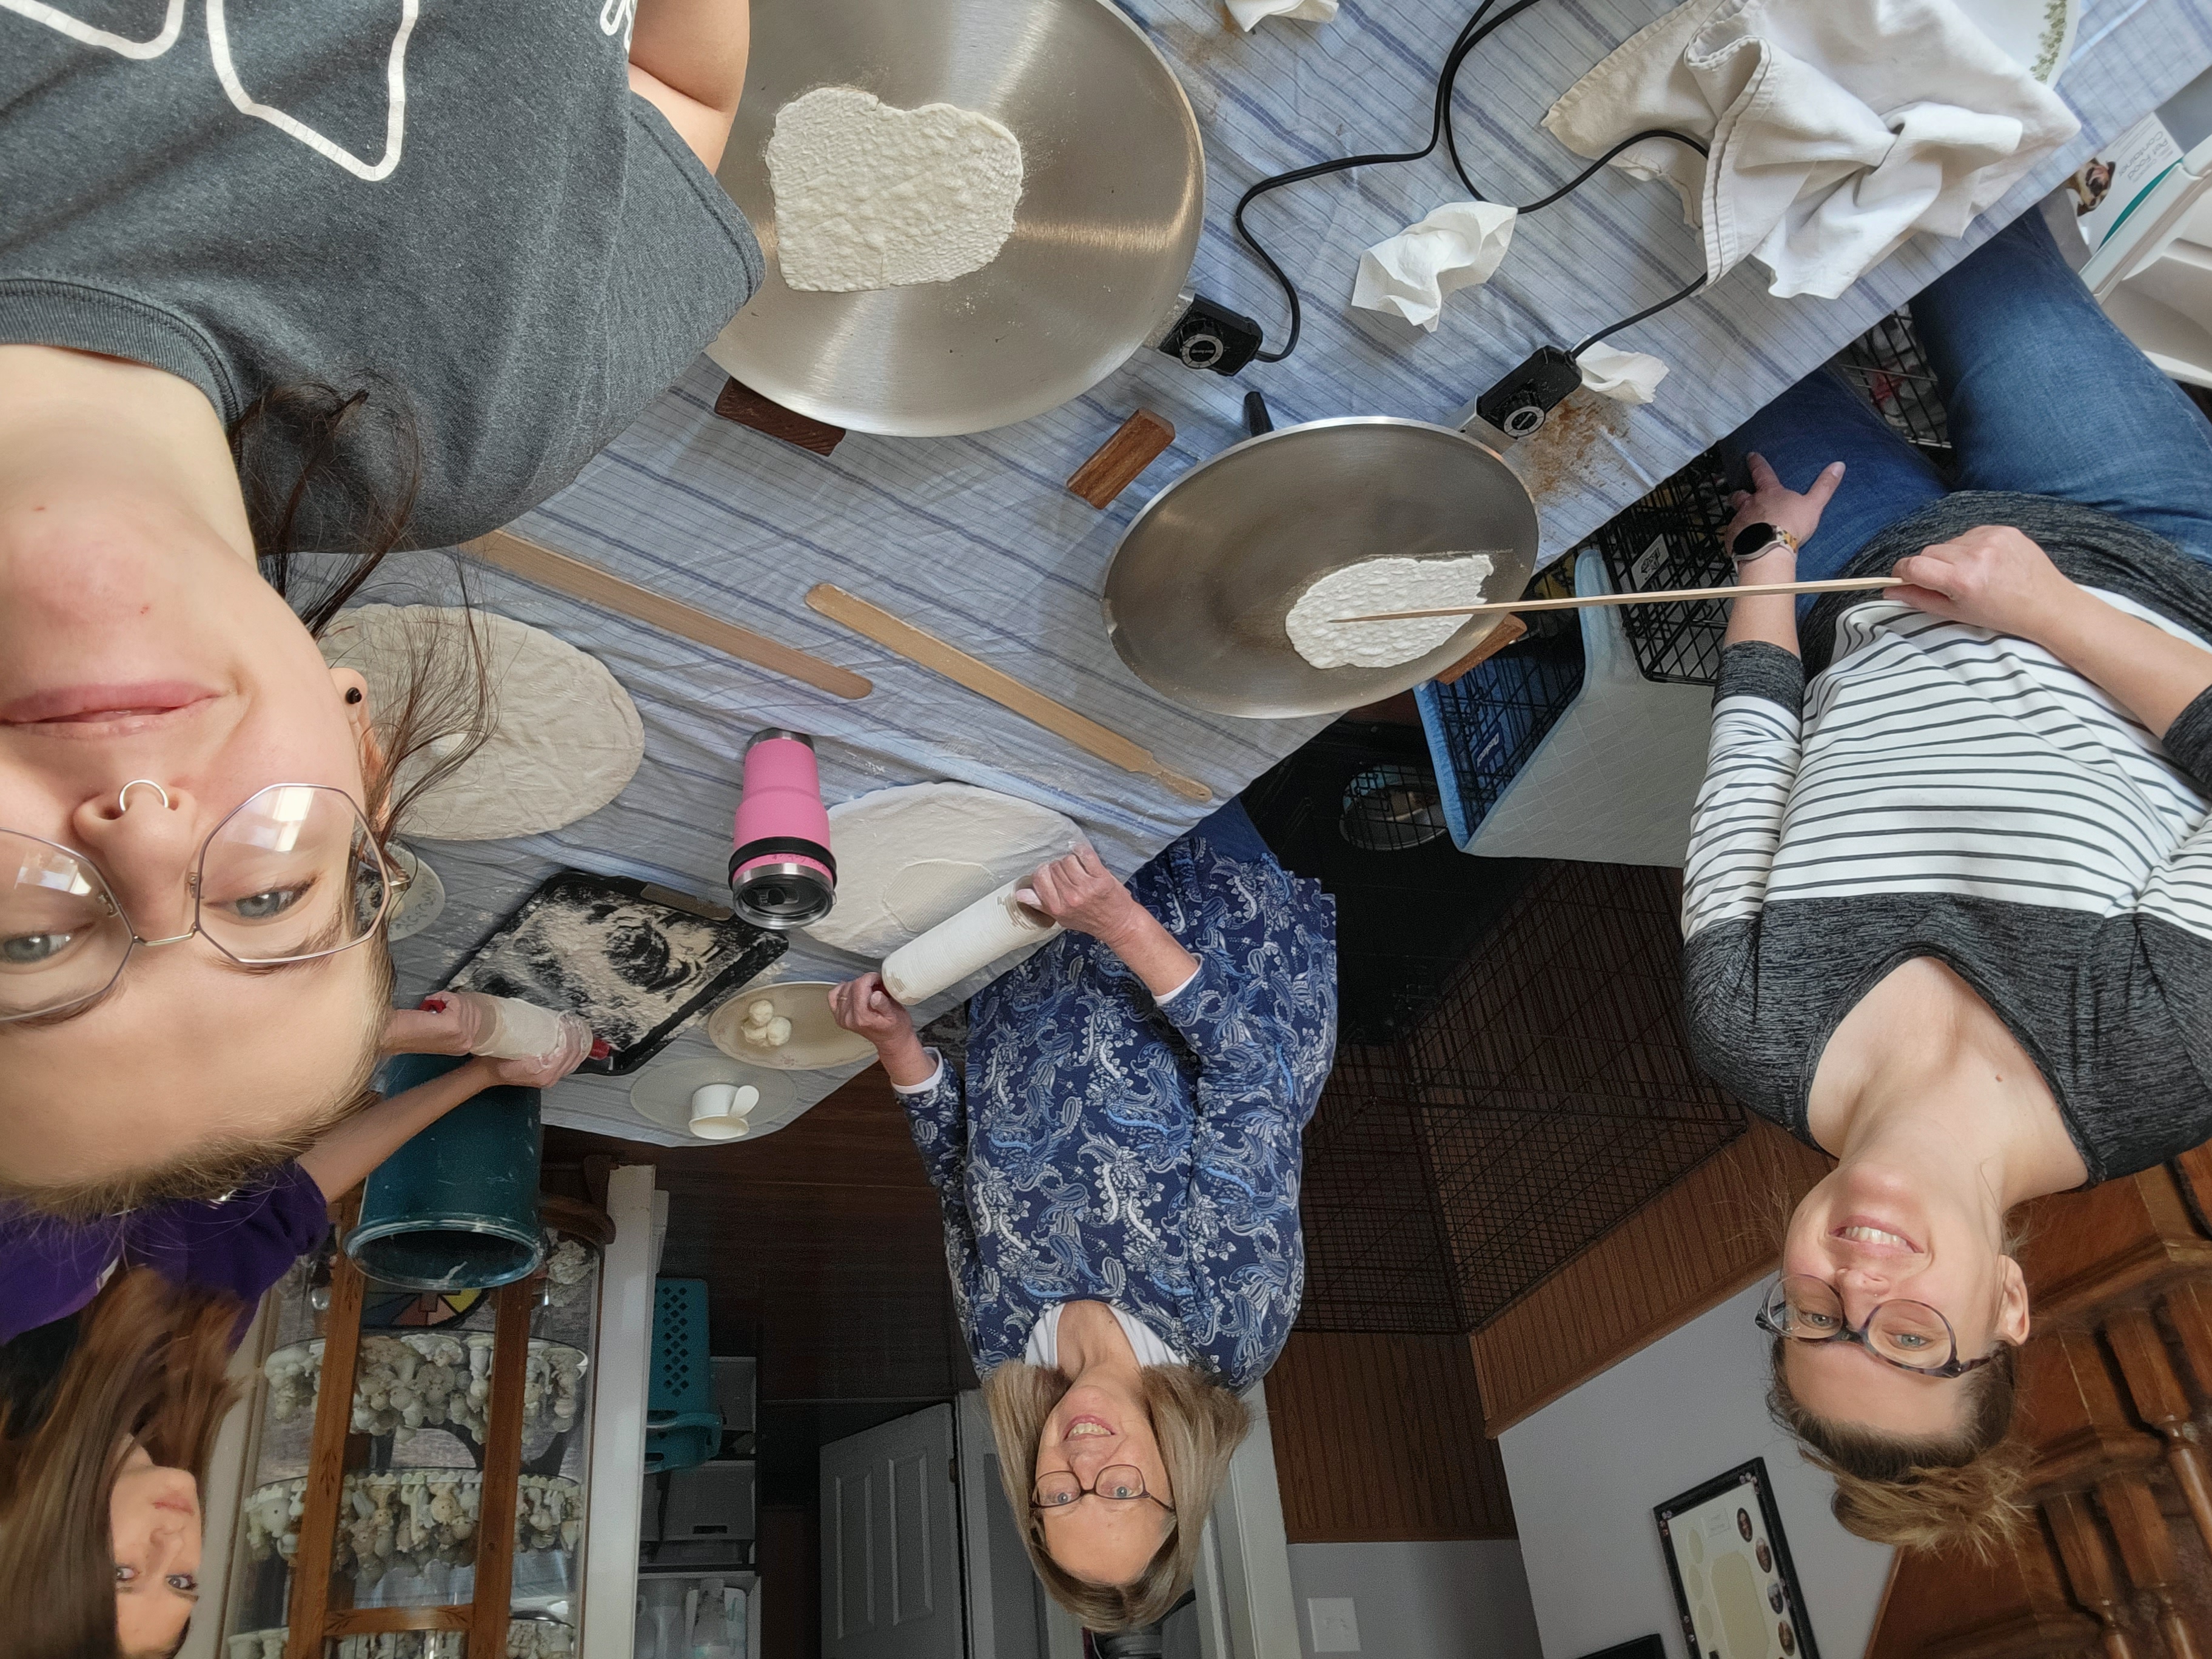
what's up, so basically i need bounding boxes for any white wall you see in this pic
[1284,1540,1543,1659]
[1498,1283,1893,1659]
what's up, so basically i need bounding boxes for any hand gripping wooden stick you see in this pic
[463,530,873,700]
[805,584,1213,804]
[1335,574,1899,623]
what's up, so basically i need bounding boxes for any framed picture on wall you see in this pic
[1654,1458,1819,1659]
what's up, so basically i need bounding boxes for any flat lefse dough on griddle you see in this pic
[766,86,1024,292]
[1284,553,1498,669]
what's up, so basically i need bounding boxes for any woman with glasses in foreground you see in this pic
[1684,209,2212,1553]
[830,809,1337,1631]
[0,0,759,1215]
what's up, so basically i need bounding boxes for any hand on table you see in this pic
[1724,454,1846,565]
[1017,845,1139,945]
[1887,525,2079,643]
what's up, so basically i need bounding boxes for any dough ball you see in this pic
[766,1017,793,1047]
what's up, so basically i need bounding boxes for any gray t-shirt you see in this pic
[0,0,763,550]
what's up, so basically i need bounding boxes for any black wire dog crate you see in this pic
[1297,863,1746,1335]
[1567,307,1958,693]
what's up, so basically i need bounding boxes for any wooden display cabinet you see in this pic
[221,1196,614,1659]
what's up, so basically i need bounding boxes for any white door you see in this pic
[821,1403,966,1659]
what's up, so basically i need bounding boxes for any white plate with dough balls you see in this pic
[1103,418,1541,717]
[705,0,1205,435]
[706,981,876,1071]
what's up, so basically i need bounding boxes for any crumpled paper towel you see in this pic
[1227,0,1339,28]
[1350,201,1518,332]
[1577,344,1670,404]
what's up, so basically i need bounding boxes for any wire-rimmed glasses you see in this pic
[1756,1275,2004,1379]
[1031,1465,1175,1515]
[0,783,399,1022]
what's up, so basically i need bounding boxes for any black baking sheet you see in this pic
[443,871,786,1076]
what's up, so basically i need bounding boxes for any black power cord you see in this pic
[1232,0,1710,365]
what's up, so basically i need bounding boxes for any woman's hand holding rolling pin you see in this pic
[1017,846,1142,947]
[1022,846,1201,1002]
[383,991,598,1089]
[830,973,938,1088]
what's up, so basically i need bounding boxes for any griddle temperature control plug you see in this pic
[1147,290,1267,377]
[1456,346,1583,447]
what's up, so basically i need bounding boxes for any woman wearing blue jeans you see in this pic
[1683,207,2212,1553]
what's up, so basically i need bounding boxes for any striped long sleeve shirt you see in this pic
[1683,494,2212,1182]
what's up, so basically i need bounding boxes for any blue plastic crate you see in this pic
[1415,608,1586,850]
[646,1278,722,1474]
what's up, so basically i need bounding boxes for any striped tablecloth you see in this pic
[367,0,2212,1146]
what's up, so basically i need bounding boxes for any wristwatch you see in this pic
[1730,521,1799,565]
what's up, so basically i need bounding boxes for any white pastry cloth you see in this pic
[320,605,642,841]
[1577,344,1671,403]
[802,782,1087,959]
[1542,0,2080,299]
[1351,201,1518,330]
[1228,0,1339,30]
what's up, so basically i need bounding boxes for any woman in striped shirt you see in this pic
[1683,206,2212,1553]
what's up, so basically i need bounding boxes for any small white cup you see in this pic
[688,1082,759,1141]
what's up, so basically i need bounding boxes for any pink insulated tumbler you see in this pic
[728,729,836,929]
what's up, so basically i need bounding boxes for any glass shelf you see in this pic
[223,1225,605,1654]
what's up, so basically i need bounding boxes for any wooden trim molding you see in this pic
[1267,1331,1515,1541]
[1468,1118,1834,1435]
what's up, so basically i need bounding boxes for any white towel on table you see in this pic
[1542,0,2080,298]
[1228,0,1338,29]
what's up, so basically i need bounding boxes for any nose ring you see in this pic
[117,779,172,814]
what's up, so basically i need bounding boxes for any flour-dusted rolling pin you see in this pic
[881,880,1062,1007]
[1334,575,1900,623]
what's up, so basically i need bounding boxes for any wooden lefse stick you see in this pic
[1335,574,1898,624]
[462,530,873,701]
[805,584,1214,805]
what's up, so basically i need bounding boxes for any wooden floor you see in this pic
[544,1065,970,1409]
[544,1065,968,1659]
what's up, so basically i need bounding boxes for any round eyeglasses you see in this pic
[0,784,400,1022]
[1756,1275,2004,1379]
[1031,1465,1175,1514]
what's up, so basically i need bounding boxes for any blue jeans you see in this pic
[1718,209,2212,612]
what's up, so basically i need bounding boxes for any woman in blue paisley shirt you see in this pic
[831,800,1336,1632]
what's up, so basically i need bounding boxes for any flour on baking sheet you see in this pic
[1285,552,1497,669]
[766,85,1024,292]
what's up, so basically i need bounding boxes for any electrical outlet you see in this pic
[1309,1597,1361,1654]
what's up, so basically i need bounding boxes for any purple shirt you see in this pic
[0,1163,330,1346]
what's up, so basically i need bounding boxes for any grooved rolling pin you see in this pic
[882,880,1062,1007]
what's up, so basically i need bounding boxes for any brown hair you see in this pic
[982,1361,1250,1632]
[1768,1336,2032,1557]
[0,1270,247,1659]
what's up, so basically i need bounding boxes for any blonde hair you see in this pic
[982,1361,1250,1632]
[1768,1336,2033,1558]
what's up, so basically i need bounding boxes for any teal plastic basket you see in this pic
[646,1278,722,1474]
